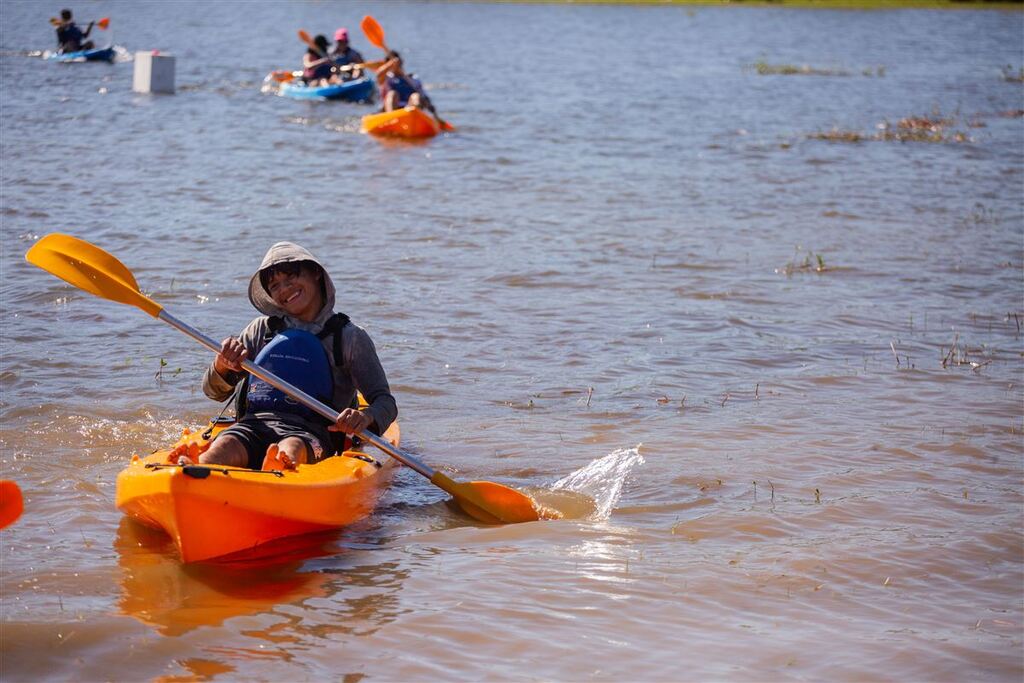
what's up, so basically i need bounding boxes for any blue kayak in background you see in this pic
[46,46,115,63]
[278,76,375,103]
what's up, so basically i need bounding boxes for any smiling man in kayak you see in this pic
[54,9,94,53]
[176,242,397,471]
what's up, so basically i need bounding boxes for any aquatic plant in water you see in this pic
[751,61,884,77]
[752,60,850,76]
[777,249,828,276]
[810,111,973,144]
[1001,65,1023,83]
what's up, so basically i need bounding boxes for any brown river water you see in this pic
[1,1,1022,680]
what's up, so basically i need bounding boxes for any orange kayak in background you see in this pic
[361,106,444,138]
[115,417,400,563]
[0,480,23,530]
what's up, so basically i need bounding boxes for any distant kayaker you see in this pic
[176,242,397,471]
[376,50,431,112]
[302,34,334,86]
[53,9,94,53]
[329,27,364,81]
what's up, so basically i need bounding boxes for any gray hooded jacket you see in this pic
[202,242,397,434]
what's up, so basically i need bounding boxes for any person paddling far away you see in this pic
[329,27,365,81]
[376,50,431,112]
[54,8,94,52]
[302,34,333,86]
[173,242,398,471]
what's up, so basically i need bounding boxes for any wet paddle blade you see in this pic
[0,480,23,530]
[96,17,110,30]
[525,488,595,520]
[26,234,164,317]
[360,15,387,51]
[450,480,559,524]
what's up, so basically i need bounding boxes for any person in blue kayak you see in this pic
[53,9,94,53]
[302,34,334,86]
[376,50,431,112]
[329,27,364,81]
[174,242,397,471]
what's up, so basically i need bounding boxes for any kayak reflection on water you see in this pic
[114,517,333,636]
[116,518,410,640]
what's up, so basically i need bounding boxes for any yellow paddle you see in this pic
[359,15,389,52]
[359,15,455,132]
[269,69,299,83]
[26,234,554,524]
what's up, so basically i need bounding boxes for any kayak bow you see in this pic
[361,106,444,138]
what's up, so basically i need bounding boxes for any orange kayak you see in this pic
[115,418,400,563]
[361,106,443,138]
[0,480,23,530]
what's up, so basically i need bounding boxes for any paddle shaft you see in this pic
[157,309,438,480]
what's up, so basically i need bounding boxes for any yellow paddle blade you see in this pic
[0,480,23,530]
[25,234,163,318]
[452,480,561,524]
[360,15,387,51]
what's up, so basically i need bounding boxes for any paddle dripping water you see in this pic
[531,447,645,520]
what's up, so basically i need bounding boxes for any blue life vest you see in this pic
[245,328,333,421]
[385,73,423,107]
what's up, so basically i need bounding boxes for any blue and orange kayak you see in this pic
[277,76,375,102]
[46,46,115,63]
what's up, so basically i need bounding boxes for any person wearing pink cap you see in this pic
[329,27,365,81]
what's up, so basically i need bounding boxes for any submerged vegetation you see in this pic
[810,111,975,144]
[752,61,885,77]
[940,333,994,371]
[777,248,829,276]
[1001,65,1024,82]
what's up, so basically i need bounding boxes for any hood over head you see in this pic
[248,242,336,332]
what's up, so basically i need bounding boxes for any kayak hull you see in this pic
[279,76,375,102]
[46,46,115,63]
[115,419,399,563]
[361,106,442,138]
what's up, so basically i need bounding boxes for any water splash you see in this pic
[550,446,644,520]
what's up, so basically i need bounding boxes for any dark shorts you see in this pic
[216,413,332,470]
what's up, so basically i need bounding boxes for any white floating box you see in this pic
[132,51,175,94]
